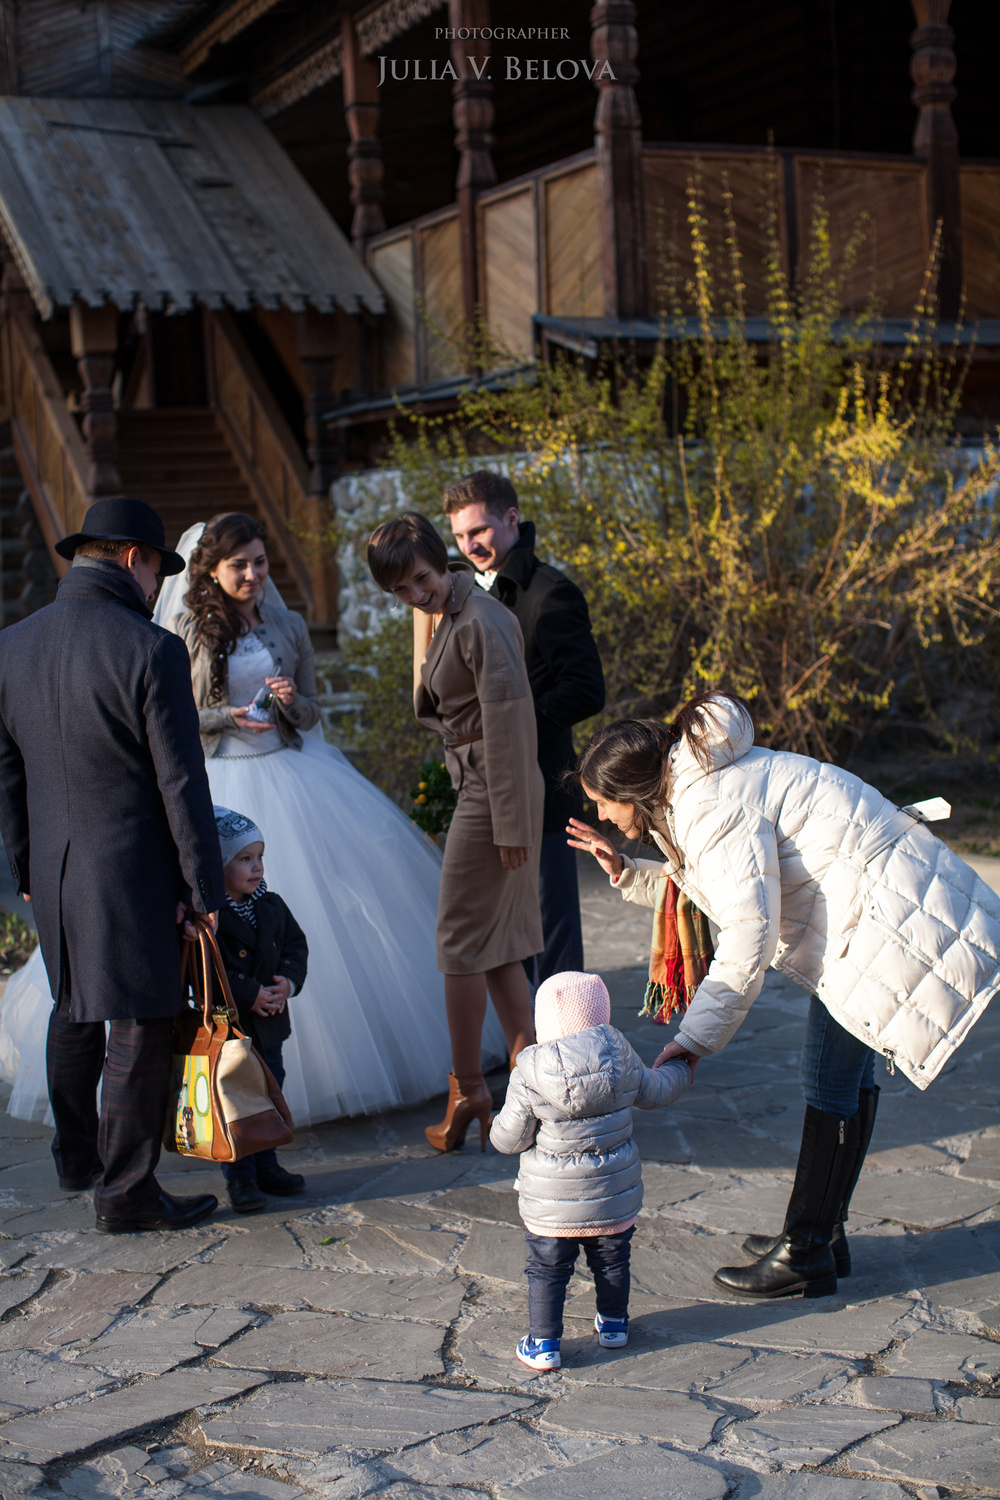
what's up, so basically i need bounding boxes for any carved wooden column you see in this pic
[70,301,121,497]
[910,0,962,318]
[342,7,386,258]
[591,0,647,319]
[449,0,496,329]
[294,309,341,628]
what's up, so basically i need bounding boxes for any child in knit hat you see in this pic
[214,807,309,1214]
[490,970,693,1370]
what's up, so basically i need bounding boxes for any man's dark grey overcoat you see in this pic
[0,560,226,1022]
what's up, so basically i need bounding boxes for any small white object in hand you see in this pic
[901,796,952,823]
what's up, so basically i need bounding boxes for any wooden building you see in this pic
[0,0,996,628]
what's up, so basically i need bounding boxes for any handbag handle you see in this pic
[183,920,239,1028]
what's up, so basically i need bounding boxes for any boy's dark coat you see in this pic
[489,522,605,832]
[0,561,225,1023]
[215,892,308,1050]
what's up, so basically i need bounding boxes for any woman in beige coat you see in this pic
[368,512,544,1151]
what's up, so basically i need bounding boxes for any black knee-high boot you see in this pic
[713,1102,864,1298]
[740,1086,879,1276]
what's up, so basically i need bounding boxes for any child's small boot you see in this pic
[223,1159,266,1214]
[256,1161,306,1196]
[516,1335,561,1371]
[594,1313,629,1348]
[227,1177,266,1214]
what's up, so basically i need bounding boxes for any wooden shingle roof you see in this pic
[0,95,384,318]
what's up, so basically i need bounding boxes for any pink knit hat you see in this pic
[534,971,611,1044]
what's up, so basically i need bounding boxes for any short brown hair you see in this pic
[367,512,449,590]
[442,469,518,519]
[76,538,160,566]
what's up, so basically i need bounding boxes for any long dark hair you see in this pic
[575,693,754,844]
[185,512,268,705]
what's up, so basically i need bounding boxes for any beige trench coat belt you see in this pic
[443,730,484,792]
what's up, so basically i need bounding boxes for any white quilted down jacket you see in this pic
[614,698,1000,1090]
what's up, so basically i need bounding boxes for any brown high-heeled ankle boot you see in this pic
[425,1072,492,1153]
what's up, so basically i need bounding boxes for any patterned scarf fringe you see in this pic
[639,874,714,1026]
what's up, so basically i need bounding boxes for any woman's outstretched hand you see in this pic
[654,1038,700,1075]
[566,818,624,879]
[499,845,530,872]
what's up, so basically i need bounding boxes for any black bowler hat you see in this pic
[55,496,186,575]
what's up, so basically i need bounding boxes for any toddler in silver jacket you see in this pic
[490,970,692,1370]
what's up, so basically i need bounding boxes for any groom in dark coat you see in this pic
[0,497,226,1232]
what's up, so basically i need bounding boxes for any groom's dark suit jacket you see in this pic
[0,559,225,1023]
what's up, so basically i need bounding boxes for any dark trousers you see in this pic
[525,1227,634,1341]
[525,832,584,987]
[46,997,174,1219]
[222,1044,284,1184]
[800,995,877,1115]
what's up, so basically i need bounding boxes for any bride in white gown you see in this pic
[0,515,504,1127]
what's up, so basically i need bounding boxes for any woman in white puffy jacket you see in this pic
[571,694,1000,1300]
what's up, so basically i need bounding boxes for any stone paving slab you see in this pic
[958,1132,1000,1183]
[157,1263,466,1322]
[884,1328,1000,1382]
[37,1270,163,1312]
[430,1184,522,1225]
[0,1349,111,1416]
[31,1229,227,1274]
[0,1370,268,1461]
[199,1380,535,1456]
[849,1417,1000,1488]
[498,1443,728,1500]
[0,1269,46,1314]
[850,1376,938,1415]
[953,1394,1000,1422]
[0,1240,30,1270]
[733,1477,912,1500]
[336,1224,461,1274]
[720,1407,900,1468]
[458,1221,527,1283]
[0,1309,118,1349]
[385,1421,559,1489]
[850,1173,1000,1229]
[213,1309,445,1380]
[540,1386,725,1447]
[0,1458,54,1498]
[76,1307,254,1375]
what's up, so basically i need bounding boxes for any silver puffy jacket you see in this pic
[489,1024,691,1235]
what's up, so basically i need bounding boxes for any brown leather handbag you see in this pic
[164,923,294,1162]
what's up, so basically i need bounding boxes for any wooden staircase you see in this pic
[3,309,335,630]
[116,408,308,614]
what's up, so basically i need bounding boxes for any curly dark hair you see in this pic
[184,512,268,706]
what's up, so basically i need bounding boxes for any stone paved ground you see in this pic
[0,859,997,1500]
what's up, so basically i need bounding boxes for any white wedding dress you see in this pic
[0,526,505,1127]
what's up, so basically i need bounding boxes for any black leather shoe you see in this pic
[59,1165,102,1193]
[95,1191,218,1234]
[256,1163,305,1196]
[743,1221,851,1275]
[227,1178,267,1213]
[715,1233,839,1298]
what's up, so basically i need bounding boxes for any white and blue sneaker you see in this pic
[594,1313,629,1348]
[516,1335,561,1370]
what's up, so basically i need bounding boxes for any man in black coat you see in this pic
[0,497,227,1232]
[446,471,605,982]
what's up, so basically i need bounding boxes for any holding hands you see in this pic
[566,818,624,879]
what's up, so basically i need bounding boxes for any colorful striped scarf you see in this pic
[639,873,714,1024]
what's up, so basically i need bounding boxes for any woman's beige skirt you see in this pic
[436,765,544,974]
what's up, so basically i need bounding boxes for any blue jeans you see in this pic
[524,832,585,986]
[800,995,877,1116]
[525,1227,634,1341]
[222,1043,284,1184]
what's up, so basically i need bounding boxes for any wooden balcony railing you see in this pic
[205,308,337,626]
[4,309,88,572]
[367,145,1000,393]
